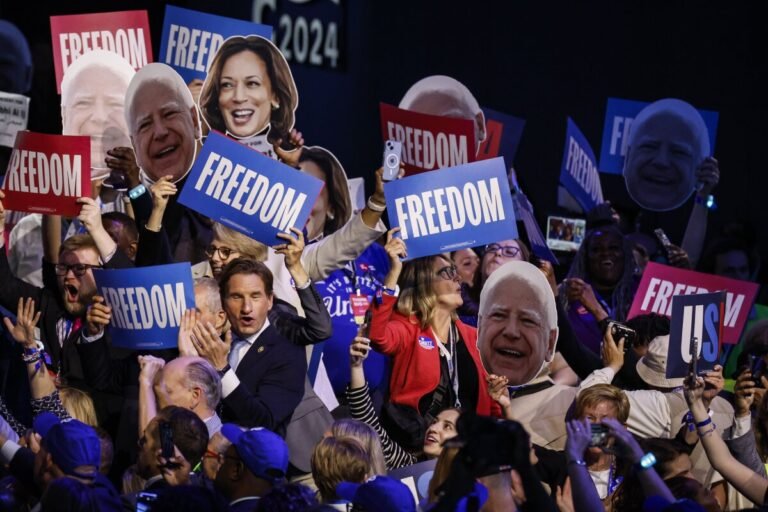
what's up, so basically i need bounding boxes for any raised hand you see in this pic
[76,197,105,235]
[695,157,719,197]
[274,128,304,167]
[565,418,592,462]
[275,227,305,270]
[85,295,112,336]
[601,322,626,373]
[177,309,200,357]
[192,322,232,372]
[138,355,166,388]
[487,374,511,410]
[2,297,41,348]
[106,147,141,189]
[149,175,178,211]
[349,336,371,368]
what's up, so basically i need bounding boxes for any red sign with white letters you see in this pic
[50,10,152,93]
[628,262,759,344]
[2,131,91,216]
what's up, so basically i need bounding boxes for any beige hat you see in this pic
[636,335,685,389]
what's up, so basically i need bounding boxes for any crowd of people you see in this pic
[0,16,767,512]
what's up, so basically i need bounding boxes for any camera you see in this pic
[589,423,609,447]
[610,322,637,349]
[750,354,765,388]
[382,140,402,181]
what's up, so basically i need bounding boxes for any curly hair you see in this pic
[559,225,637,322]
[200,35,297,145]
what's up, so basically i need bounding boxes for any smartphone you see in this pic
[362,308,373,338]
[589,424,608,447]
[654,228,674,257]
[159,421,177,467]
[546,215,586,252]
[382,140,402,181]
[136,491,158,512]
[689,337,699,378]
[610,322,637,350]
[750,355,765,388]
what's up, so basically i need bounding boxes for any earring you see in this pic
[271,102,280,111]
[327,211,335,221]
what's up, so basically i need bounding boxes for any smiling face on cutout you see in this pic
[217,50,276,138]
[128,80,199,183]
[477,273,557,386]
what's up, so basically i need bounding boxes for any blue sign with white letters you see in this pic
[666,291,724,378]
[159,5,272,83]
[179,131,323,244]
[384,157,517,260]
[598,97,719,175]
[559,118,604,213]
[93,263,195,350]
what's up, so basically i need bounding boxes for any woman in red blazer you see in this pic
[368,230,500,447]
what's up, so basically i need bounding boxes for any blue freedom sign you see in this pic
[598,97,720,175]
[93,263,195,350]
[666,291,725,378]
[559,118,603,213]
[384,157,517,260]
[179,131,323,244]
[159,5,273,83]
[478,107,526,165]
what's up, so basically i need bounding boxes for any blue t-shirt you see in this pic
[312,244,390,395]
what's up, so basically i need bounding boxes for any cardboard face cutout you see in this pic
[296,146,352,240]
[124,63,202,184]
[399,75,486,153]
[623,98,710,212]
[60,50,135,181]
[199,35,298,153]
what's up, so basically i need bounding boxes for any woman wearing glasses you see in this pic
[457,239,530,327]
[367,230,500,450]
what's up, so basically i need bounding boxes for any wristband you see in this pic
[568,458,586,467]
[217,364,231,377]
[635,452,656,472]
[695,416,712,428]
[382,286,397,296]
[128,184,147,200]
[366,197,386,212]
[694,194,716,210]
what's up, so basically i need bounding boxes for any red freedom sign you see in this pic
[50,10,152,93]
[628,262,760,344]
[2,131,91,216]
[379,103,476,176]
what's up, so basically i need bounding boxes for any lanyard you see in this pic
[607,460,623,496]
[434,323,461,408]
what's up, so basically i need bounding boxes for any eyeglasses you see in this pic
[484,244,521,259]
[436,264,459,281]
[203,449,221,460]
[204,245,235,260]
[54,263,101,277]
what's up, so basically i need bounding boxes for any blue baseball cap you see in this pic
[33,413,100,479]
[336,476,416,512]
[220,424,288,483]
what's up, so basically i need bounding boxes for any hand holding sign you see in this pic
[701,365,724,408]
[86,295,112,337]
[696,157,720,198]
[273,128,305,168]
[384,228,406,278]
[191,322,231,372]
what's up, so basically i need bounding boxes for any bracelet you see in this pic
[382,286,397,296]
[634,452,657,472]
[694,194,716,210]
[128,184,147,200]
[699,425,717,438]
[695,416,712,428]
[22,350,41,364]
[366,197,386,212]
[567,458,586,466]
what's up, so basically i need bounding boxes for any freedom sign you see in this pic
[628,262,759,344]
[93,263,195,350]
[159,6,273,83]
[179,131,323,244]
[666,292,725,378]
[380,103,476,176]
[384,157,517,260]
[598,97,720,175]
[2,131,90,216]
[476,106,526,165]
[559,117,603,213]
[50,11,152,94]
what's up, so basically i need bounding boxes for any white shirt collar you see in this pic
[236,318,271,345]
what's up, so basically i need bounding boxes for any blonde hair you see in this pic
[211,223,268,262]
[575,384,630,423]
[311,437,370,502]
[59,387,98,426]
[330,419,387,475]
[397,254,456,329]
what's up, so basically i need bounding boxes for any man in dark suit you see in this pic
[193,258,307,436]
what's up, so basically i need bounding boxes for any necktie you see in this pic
[228,337,249,371]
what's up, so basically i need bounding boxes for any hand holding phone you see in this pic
[159,421,180,469]
[382,140,402,181]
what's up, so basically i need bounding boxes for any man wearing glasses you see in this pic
[0,190,131,388]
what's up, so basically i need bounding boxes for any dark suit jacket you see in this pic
[222,324,307,435]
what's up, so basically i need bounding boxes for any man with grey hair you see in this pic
[124,62,201,183]
[399,75,486,152]
[477,260,576,449]
[141,355,223,437]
